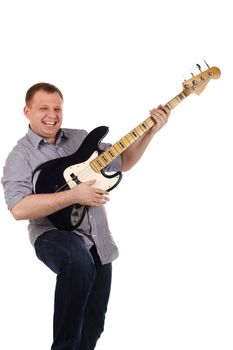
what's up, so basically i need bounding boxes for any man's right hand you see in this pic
[70,179,110,207]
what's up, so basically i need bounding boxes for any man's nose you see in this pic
[47,110,57,118]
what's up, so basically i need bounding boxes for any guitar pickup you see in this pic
[70,173,80,184]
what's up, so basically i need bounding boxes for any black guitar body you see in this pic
[33,126,122,230]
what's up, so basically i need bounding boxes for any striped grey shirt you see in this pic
[1,127,122,264]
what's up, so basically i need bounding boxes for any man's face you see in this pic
[24,90,63,143]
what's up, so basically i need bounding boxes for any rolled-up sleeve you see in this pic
[1,147,33,210]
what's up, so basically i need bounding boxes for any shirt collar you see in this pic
[26,126,67,149]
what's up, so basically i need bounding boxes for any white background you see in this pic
[0,1,232,349]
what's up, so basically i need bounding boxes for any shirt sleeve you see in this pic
[1,146,33,210]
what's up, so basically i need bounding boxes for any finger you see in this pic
[157,114,168,125]
[151,105,170,116]
[92,187,109,195]
[150,108,165,118]
[95,194,110,201]
[150,110,165,122]
[151,114,167,129]
[91,198,108,207]
[156,107,169,120]
[159,104,170,116]
[84,179,96,186]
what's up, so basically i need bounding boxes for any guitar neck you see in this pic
[90,90,187,173]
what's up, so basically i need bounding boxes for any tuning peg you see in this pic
[204,60,210,68]
[196,63,202,72]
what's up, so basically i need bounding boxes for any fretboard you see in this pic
[90,91,187,173]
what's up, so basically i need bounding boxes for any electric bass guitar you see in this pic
[33,65,221,230]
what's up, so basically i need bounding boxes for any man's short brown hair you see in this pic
[25,82,63,106]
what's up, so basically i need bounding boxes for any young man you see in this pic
[1,82,170,350]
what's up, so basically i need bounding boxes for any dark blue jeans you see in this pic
[34,230,112,350]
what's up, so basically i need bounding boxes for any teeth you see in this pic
[43,121,56,125]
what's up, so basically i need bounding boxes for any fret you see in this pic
[166,92,186,110]
[122,136,131,147]
[113,143,122,153]
[130,130,139,139]
[117,141,126,150]
[91,159,102,172]
[125,134,134,144]
[170,98,178,106]
[172,100,179,107]
[90,161,100,172]
[100,153,110,164]
[147,118,154,127]
[126,133,136,143]
[175,96,182,103]
[135,126,144,137]
[166,102,172,110]
[141,122,149,131]
[107,148,116,158]
[178,92,185,100]
[167,100,177,110]
[96,159,104,168]
[139,124,146,133]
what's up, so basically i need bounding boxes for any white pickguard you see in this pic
[63,151,120,190]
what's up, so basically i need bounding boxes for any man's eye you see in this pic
[40,107,47,111]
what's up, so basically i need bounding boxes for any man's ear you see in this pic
[24,105,30,119]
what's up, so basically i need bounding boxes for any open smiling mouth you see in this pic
[42,121,57,126]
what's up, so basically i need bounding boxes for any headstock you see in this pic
[182,63,221,96]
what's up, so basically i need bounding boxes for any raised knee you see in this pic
[67,250,96,282]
